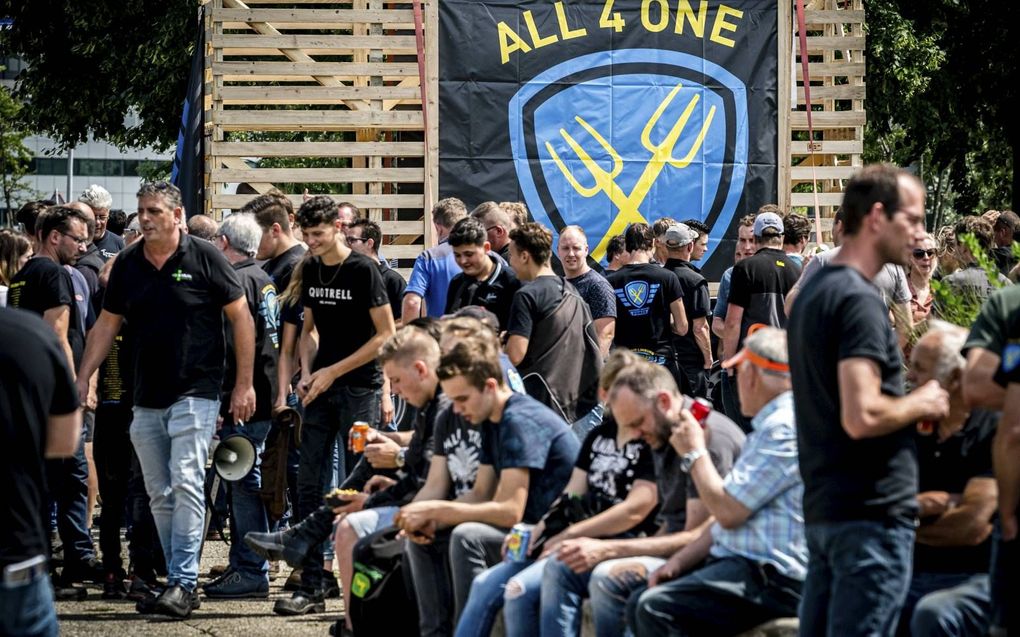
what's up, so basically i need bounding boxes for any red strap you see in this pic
[412,0,433,227]
[795,0,824,246]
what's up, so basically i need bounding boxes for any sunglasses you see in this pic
[912,249,937,259]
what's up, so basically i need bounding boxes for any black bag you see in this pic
[348,526,420,636]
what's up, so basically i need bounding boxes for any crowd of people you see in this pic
[0,165,1017,637]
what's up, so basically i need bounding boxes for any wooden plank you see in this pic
[425,0,439,220]
[216,109,423,131]
[211,141,424,157]
[223,21,416,30]
[219,85,420,104]
[211,34,417,50]
[797,62,865,77]
[211,167,425,182]
[215,8,415,23]
[220,46,416,56]
[796,84,865,100]
[210,193,424,208]
[212,61,419,77]
[796,36,866,52]
[791,192,846,206]
[803,10,865,24]
[790,110,866,128]
[791,165,858,179]
[790,140,863,154]
[378,244,429,259]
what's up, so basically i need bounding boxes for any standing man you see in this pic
[248,192,306,293]
[782,213,811,267]
[445,217,520,329]
[712,214,755,338]
[80,184,124,261]
[471,201,516,264]
[76,181,257,619]
[204,213,281,599]
[347,218,407,321]
[0,307,82,637]
[788,164,950,636]
[403,198,466,321]
[277,195,395,615]
[680,218,711,263]
[605,235,629,272]
[661,224,713,397]
[558,225,617,356]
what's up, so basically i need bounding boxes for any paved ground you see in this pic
[56,538,344,637]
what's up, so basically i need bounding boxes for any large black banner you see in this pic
[439,0,779,278]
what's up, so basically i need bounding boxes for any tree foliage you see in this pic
[0,80,36,221]
[0,0,199,152]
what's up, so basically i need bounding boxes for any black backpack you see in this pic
[348,526,420,635]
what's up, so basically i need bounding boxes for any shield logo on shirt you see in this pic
[625,281,649,308]
[1003,343,1020,373]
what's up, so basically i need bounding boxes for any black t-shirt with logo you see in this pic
[378,260,407,322]
[663,258,711,368]
[728,247,800,350]
[301,251,389,389]
[8,257,85,368]
[94,231,125,262]
[432,401,483,499]
[445,253,521,329]
[576,418,656,503]
[914,410,997,574]
[221,259,280,423]
[1,307,79,568]
[263,243,306,294]
[606,262,683,359]
[103,233,245,409]
[789,265,917,524]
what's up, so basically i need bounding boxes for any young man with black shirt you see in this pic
[278,195,395,614]
[788,165,950,636]
[347,217,407,321]
[559,225,617,356]
[248,192,306,293]
[76,181,257,619]
[203,213,281,599]
[506,222,600,423]
[397,335,580,637]
[680,218,710,263]
[661,223,713,397]
[0,307,82,637]
[445,216,520,330]
[606,222,688,387]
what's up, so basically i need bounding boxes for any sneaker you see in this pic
[202,571,269,599]
[283,568,303,592]
[322,572,341,599]
[273,590,325,616]
[153,584,201,619]
[53,583,88,601]
[101,571,128,600]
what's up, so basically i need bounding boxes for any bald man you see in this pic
[557,225,616,356]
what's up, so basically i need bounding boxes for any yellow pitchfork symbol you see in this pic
[545,83,717,262]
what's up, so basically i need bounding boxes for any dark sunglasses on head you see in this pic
[912,249,937,259]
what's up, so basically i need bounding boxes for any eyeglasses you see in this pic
[347,236,369,243]
[485,225,501,234]
[912,249,937,259]
[60,232,89,246]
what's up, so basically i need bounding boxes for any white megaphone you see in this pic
[213,432,257,482]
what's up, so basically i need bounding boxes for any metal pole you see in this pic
[65,147,74,202]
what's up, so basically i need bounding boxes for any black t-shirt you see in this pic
[576,419,656,504]
[262,243,306,294]
[728,248,801,350]
[914,410,997,574]
[433,402,483,499]
[378,260,407,322]
[0,307,79,568]
[606,262,683,358]
[445,253,521,329]
[507,275,567,340]
[94,231,125,262]
[8,257,85,368]
[789,265,917,524]
[103,233,245,409]
[663,258,711,367]
[300,252,389,389]
[221,259,280,423]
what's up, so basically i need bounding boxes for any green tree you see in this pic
[0,81,36,224]
[0,0,199,151]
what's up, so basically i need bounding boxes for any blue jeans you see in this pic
[539,556,596,636]
[456,558,544,637]
[588,556,665,637]
[0,567,58,637]
[297,384,380,591]
[221,419,271,580]
[45,425,94,565]
[990,524,1018,635]
[131,397,219,590]
[900,572,990,637]
[800,519,916,637]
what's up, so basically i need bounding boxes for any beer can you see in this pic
[917,420,935,435]
[506,524,532,563]
[351,421,371,453]
[690,397,713,427]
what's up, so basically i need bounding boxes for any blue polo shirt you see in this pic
[404,239,460,318]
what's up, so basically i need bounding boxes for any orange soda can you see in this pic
[351,421,371,453]
[917,420,935,436]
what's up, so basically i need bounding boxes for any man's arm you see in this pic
[687,453,752,529]
[594,317,615,357]
[692,317,713,368]
[301,304,395,405]
[46,411,83,458]
[430,466,530,529]
[891,301,913,351]
[723,304,744,362]
[997,383,1020,540]
[42,305,74,373]
[505,335,529,366]
[223,296,257,423]
[647,524,714,587]
[838,358,949,439]
[276,321,300,408]
[916,477,998,547]
[299,305,319,394]
[76,310,123,402]
[669,298,688,337]
[963,349,1005,410]
[401,292,424,325]
[412,455,454,503]
[559,479,658,540]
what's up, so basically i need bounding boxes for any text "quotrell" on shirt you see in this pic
[307,287,353,300]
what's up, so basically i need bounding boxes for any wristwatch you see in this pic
[680,448,707,473]
[395,448,407,469]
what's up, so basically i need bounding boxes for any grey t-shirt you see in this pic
[796,247,910,308]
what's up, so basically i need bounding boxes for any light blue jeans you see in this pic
[455,557,547,637]
[131,397,219,591]
[588,556,665,637]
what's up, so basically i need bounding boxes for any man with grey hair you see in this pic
[402,197,466,321]
[631,326,805,636]
[205,213,281,599]
[187,214,220,241]
[898,322,997,636]
[79,184,124,260]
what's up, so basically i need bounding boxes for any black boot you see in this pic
[244,505,334,567]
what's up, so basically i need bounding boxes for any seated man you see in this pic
[899,323,997,637]
[548,362,745,636]
[397,335,581,637]
[630,327,806,636]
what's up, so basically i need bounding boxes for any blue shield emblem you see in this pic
[625,281,649,308]
[509,49,748,265]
